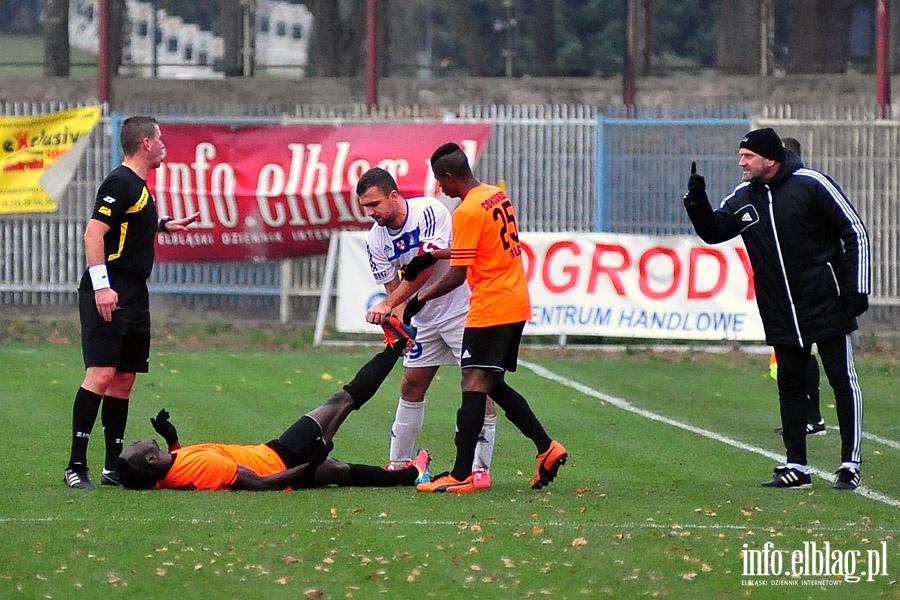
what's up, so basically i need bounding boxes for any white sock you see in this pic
[786,462,809,474]
[841,462,860,472]
[389,399,425,466]
[472,413,497,472]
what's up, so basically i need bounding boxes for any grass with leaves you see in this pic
[1,330,898,598]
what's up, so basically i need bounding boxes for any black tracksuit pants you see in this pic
[774,333,863,468]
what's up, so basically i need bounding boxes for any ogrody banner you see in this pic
[150,123,492,261]
[0,106,102,214]
[335,230,766,342]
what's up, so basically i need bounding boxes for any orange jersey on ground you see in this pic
[156,443,287,491]
[450,183,531,327]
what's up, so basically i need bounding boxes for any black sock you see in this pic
[101,395,129,470]
[450,391,487,480]
[490,382,552,454]
[346,463,416,486]
[343,344,403,410]
[68,387,103,470]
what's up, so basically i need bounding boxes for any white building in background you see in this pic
[256,0,312,77]
[69,0,311,79]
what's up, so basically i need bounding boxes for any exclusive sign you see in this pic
[150,122,492,261]
[0,106,101,214]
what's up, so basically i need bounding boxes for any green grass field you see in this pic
[1,329,898,598]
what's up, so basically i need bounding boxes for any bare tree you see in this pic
[717,0,760,74]
[787,0,854,73]
[44,0,70,77]
[306,0,366,76]
[222,0,255,76]
[444,0,490,75]
[533,0,557,76]
[382,0,422,77]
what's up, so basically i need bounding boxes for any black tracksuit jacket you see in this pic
[684,151,871,347]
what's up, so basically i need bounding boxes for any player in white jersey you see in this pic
[357,167,497,489]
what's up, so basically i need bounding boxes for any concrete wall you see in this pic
[0,74,893,112]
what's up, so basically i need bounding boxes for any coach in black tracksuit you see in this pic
[683,127,870,491]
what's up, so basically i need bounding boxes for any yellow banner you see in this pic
[0,106,102,214]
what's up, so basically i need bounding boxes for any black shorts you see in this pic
[79,274,151,373]
[268,413,333,470]
[460,321,525,373]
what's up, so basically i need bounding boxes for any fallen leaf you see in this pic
[533,526,544,534]
[275,576,290,585]
[321,373,333,381]
[304,589,325,599]
[283,556,300,564]
[570,537,587,547]
[682,572,697,581]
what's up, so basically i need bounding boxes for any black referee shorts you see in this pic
[79,275,151,373]
[460,321,525,373]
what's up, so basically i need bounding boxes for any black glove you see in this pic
[150,408,179,447]
[845,292,869,317]
[683,161,708,208]
[403,294,426,324]
[403,253,437,282]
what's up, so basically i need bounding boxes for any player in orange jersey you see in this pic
[404,142,567,493]
[114,336,431,491]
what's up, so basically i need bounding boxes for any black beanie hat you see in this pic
[739,128,783,162]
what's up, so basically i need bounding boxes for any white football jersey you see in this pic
[366,196,470,326]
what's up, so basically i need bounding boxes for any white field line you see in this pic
[519,360,900,509]
[827,426,900,452]
[3,516,898,534]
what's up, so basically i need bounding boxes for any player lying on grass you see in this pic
[114,318,429,491]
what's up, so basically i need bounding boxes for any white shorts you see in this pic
[403,310,466,368]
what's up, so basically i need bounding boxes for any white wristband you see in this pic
[89,264,110,290]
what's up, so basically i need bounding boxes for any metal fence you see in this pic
[2,101,899,323]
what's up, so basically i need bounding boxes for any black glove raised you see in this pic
[845,292,869,317]
[683,161,708,208]
[403,294,427,324]
[403,253,437,281]
[150,408,179,446]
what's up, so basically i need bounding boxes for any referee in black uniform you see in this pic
[64,116,200,489]
[684,127,870,491]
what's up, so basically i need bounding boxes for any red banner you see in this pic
[150,123,492,262]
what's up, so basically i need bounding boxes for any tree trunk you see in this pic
[382,0,421,77]
[307,0,365,77]
[786,0,854,73]
[445,1,490,76]
[108,0,127,77]
[717,0,760,74]
[43,0,70,77]
[221,0,243,76]
[533,0,557,76]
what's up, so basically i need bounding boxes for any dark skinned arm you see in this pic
[230,463,312,491]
